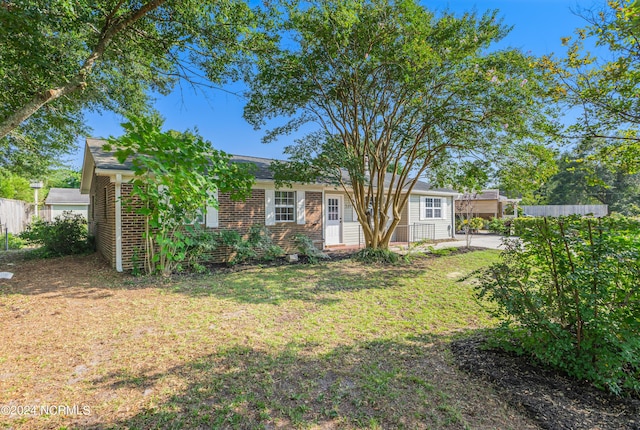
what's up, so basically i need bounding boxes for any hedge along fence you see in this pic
[477,215,640,394]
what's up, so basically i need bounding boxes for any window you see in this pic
[424,197,442,219]
[187,208,205,225]
[275,191,295,222]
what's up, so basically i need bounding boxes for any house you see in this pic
[42,188,90,221]
[80,138,458,271]
[455,189,520,220]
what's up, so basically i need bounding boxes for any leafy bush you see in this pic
[456,217,485,233]
[293,234,329,263]
[188,224,284,270]
[476,215,640,394]
[19,212,90,257]
[3,233,25,249]
[486,217,511,235]
[352,247,400,264]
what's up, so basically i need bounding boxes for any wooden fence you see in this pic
[0,198,33,234]
[521,205,609,218]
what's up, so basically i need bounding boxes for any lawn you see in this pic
[0,250,537,429]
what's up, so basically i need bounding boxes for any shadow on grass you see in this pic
[165,262,432,305]
[79,332,527,430]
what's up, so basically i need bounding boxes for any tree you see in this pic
[0,0,261,176]
[547,0,640,173]
[543,143,640,215]
[0,169,32,201]
[245,0,555,250]
[106,115,255,275]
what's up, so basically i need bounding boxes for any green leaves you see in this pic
[478,216,640,394]
[246,0,554,249]
[0,0,263,176]
[107,115,255,275]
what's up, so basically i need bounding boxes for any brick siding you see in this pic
[90,180,324,271]
[89,175,116,267]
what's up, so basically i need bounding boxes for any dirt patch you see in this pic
[451,336,640,430]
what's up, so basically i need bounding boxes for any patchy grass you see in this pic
[0,250,537,429]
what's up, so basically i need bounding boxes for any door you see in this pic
[325,195,342,246]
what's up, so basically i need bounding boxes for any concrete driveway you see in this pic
[432,233,507,250]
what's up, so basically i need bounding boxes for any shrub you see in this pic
[487,217,511,235]
[352,247,400,264]
[456,217,485,233]
[293,234,329,263]
[19,212,90,257]
[476,215,640,394]
[3,233,25,249]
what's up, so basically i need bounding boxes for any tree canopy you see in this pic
[0,0,262,176]
[245,0,556,249]
[548,0,640,173]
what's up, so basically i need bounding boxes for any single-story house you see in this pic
[80,138,458,271]
[455,189,520,220]
[42,188,90,221]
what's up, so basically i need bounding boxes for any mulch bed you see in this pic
[451,336,640,430]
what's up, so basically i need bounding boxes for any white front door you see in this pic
[325,195,342,246]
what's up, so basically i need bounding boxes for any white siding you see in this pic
[50,204,88,221]
[410,195,454,239]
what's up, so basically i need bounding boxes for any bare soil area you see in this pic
[452,337,640,430]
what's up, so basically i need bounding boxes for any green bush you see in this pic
[19,212,90,257]
[3,233,25,249]
[486,217,511,235]
[476,215,640,394]
[457,217,485,233]
[293,234,329,263]
[352,247,400,264]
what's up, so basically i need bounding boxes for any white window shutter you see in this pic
[265,189,275,226]
[205,189,219,228]
[440,198,447,219]
[296,191,305,224]
[419,196,426,221]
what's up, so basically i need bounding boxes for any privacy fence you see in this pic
[521,205,608,218]
[0,198,32,234]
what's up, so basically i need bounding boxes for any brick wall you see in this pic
[89,175,116,268]
[92,183,325,271]
[208,189,324,262]
[120,184,146,271]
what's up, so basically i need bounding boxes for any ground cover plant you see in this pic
[0,249,546,429]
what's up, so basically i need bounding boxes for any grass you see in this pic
[0,249,537,429]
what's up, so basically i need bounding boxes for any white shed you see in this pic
[43,188,90,221]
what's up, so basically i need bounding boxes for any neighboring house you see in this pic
[42,188,90,221]
[455,189,520,220]
[80,138,458,271]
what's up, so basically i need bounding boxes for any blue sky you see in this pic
[70,0,596,169]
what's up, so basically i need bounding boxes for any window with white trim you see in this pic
[424,197,442,219]
[275,191,295,222]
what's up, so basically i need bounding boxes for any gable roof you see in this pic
[81,138,457,196]
[45,188,90,205]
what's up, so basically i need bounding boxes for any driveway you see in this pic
[432,233,506,250]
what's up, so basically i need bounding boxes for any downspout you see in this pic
[451,196,456,238]
[115,174,123,272]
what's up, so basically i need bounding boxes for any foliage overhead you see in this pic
[0,0,263,176]
[106,115,255,275]
[245,0,557,249]
[547,0,640,173]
